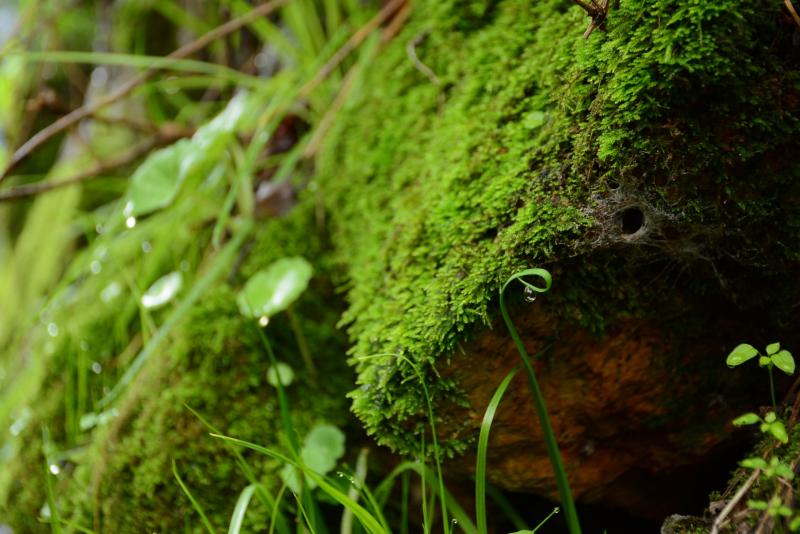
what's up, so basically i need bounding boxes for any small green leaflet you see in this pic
[280,424,346,493]
[726,344,758,367]
[771,350,795,375]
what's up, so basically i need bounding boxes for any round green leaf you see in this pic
[766,342,781,355]
[141,271,183,310]
[266,363,294,387]
[304,424,346,465]
[237,257,313,319]
[125,139,191,217]
[772,350,795,375]
[732,413,760,426]
[726,344,758,367]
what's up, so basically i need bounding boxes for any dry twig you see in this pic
[0,127,189,201]
[572,0,610,38]
[0,0,290,183]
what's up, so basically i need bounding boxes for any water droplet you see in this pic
[90,260,102,274]
[91,362,102,374]
[125,216,137,229]
[49,464,60,475]
[95,223,105,234]
[47,323,59,337]
[451,518,458,525]
[259,316,270,327]
[523,286,537,303]
[141,241,152,253]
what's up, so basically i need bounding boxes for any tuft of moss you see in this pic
[316,0,800,454]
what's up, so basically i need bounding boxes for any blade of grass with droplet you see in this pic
[173,459,217,534]
[476,366,518,534]
[42,427,63,534]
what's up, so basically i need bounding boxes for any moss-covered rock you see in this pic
[315,0,800,500]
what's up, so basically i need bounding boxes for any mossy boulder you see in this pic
[316,0,800,509]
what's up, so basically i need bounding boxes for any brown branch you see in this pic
[786,0,800,29]
[0,0,290,184]
[0,128,189,202]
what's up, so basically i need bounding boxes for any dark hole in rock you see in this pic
[621,206,645,235]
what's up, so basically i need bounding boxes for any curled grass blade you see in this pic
[499,269,581,534]
[476,366,518,534]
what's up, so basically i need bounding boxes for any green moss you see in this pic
[317,0,800,454]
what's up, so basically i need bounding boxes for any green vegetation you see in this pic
[2,0,800,532]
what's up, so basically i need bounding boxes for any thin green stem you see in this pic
[769,366,777,411]
[499,269,582,534]
[287,307,318,382]
[255,325,300,453]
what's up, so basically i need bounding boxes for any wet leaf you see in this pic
[726,344,758,367]
[237,257,312,319]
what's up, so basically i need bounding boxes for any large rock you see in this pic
[316,0,800,510]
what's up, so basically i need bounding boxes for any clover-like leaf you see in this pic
[741,457,768,470]
[748,499,769,510]
[141,271,183,310]
[727,344,759,367]
[769,421,789,444]
[237,257,313,319]
[774,463,794,480]
[767,342,781,355]
[759,356,771,367]
[732,413,760,426]
[772,350,795,375]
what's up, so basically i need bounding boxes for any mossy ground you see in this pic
[1,201,353,532]
[317,0,800,454]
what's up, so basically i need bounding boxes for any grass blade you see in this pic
[173,459,217,534]
[228,484,258,534]
[210,434,387,534]
[476,367,518,534]
[499,269,581,534]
